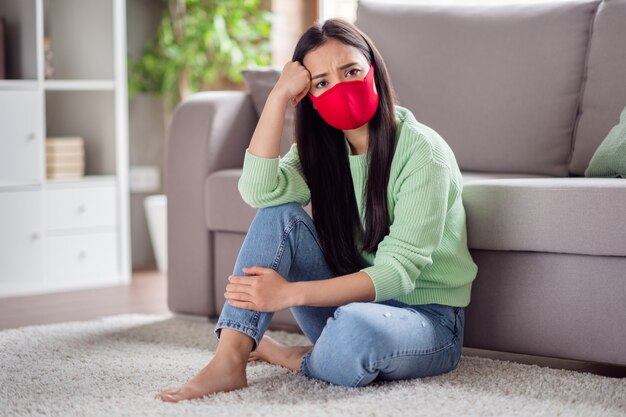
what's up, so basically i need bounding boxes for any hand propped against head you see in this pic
[271,61,312,107]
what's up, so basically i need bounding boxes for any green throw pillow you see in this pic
[584,105,626,178]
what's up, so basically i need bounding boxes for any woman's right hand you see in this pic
[271,61,311,107]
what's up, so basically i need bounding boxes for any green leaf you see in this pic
[127,0,271,111]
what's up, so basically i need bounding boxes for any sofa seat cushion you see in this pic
[204,169,543,234]
[207,170,625,257]
[205,169,312,234]
[462,171,547,183]
[463,177,626,256]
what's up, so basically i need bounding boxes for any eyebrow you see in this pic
[311,62,359,80]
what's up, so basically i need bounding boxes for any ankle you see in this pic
[213,349,250,370]
[218,328,255,348]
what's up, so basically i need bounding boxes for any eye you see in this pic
[315,80,329,89]
[346,68,361,78]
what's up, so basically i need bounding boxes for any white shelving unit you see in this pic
[0,0,131,297]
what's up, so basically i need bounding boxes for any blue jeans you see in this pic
[215,202,464,387]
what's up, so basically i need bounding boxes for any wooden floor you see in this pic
[0,265,172,330]
[0,266,624,378]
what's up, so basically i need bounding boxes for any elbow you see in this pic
[362,261,421,302]
[371,250,435,301]
[237,184,276,209]
[237,178,263,208]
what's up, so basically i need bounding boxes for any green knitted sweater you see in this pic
[237,105,478,307]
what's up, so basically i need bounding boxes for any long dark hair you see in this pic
[292,19,397,276]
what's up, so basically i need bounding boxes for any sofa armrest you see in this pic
[166,91,257,316]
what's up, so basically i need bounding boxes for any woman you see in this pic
[158,18,478,402]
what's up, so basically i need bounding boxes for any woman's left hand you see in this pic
[225,266,297,312]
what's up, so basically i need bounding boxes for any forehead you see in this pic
[303,39,368,74]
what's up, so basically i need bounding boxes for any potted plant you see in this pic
[128,0,271,125]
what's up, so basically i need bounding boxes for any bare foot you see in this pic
[157,355,247,403]
[248,335,313,372]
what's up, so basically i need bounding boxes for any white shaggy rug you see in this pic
[1,314,624,417]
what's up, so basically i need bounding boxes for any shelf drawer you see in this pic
[0,190,44,289]
[46,184,117,230]
[47,231,119,283]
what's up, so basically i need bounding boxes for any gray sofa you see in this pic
[166,0,626,366]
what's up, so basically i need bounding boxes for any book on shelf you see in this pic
[46,136,85,179]
[46,151,84,164]
[46,161,85,178]
[46,136,84,151]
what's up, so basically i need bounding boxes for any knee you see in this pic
[255,202,313,232]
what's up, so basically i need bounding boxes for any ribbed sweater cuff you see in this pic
[360,264,403,302]
[240,148,280,191]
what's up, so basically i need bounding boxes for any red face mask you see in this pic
[308,64,378,130]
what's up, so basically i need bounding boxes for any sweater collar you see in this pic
[344,136,369,167]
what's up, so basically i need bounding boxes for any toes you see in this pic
[157,386,182,402]
[160,394,174,402]
[159,392,179,402]
[248,349,262,360]
[159,388,192,403]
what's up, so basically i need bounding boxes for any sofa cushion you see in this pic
[356,0,600,176]
[570,0,626,175]
[462,177,626,257]
[242,68,295,157]
[205,169,312,234]
[204,169,540,233]
[462,171,546,183]
[205,170,626,257]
